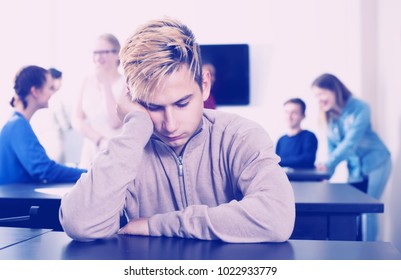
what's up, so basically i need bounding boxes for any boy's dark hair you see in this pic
[284,98,306,115]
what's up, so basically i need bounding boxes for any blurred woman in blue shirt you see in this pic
[0,65,86,184]
[312,73,391,241]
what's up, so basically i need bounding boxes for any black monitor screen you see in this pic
[200,44,250,105]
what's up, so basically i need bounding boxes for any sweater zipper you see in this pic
[177,155,188,207]
[178,156,183,177]
[152,130,203,207]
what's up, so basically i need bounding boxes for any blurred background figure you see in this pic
[31,67,71,163]
[312,73,391,241]
[72,33,125,169]
[202,62,217,109]
[0,65,86,184]
[276,98,318,169]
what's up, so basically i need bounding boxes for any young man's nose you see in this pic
[163,109,178,133]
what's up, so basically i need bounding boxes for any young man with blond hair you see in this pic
[60,18,295,243]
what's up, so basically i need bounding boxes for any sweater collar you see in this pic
[150,114,208,157]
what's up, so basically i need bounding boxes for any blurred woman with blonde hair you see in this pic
[312,73,391,241]
[73,33,126,168]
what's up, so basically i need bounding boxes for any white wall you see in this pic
[377,0,401,252]
[0,0,400,250]
[0,0,53,126]
[54,0,364,165]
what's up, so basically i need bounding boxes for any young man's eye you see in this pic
[138,100,162,112]
[147,106,163,112]
[176,102,189,108]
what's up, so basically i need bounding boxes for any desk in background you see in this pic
[284,167,331,181]
[0,183,70,230]
[291,181,383,240]
[0,228,400,260]
[0,181,384,241]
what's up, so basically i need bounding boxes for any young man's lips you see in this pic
[165,135,183,141]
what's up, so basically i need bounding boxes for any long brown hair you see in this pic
[312,73,353,123]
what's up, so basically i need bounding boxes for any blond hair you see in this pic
[120,17,202,104]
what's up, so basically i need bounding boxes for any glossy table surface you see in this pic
[284,168,331,181]
[0,181,384,214]
[0,229,400,260]
[0,183,71,199]
[0,227,52,250]
[1,182,384,240]
[292,181,383,213]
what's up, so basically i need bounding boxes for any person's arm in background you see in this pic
[71,78,106,148]
[324,105,370,174]
[95,70,123,129]
[49,94,71,132]
[12,119,86,183]
[317,136,336,173]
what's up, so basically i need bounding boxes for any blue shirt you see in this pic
[276,130,318,168]
[326,97,390,181]
[0,112,86,184]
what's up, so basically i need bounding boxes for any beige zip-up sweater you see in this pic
[60,109,295,242]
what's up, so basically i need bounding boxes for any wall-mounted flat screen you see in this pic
[200,44,250,105]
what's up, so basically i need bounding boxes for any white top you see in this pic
[79,75,125,168]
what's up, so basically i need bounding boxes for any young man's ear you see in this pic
[201,69,211,102]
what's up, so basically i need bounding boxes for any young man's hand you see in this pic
[118,217,150,236]
[116,89,148,122]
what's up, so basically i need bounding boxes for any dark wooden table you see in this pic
[0,229,399,260]
[284,167,331,181]
[291,181,383,240]
[0,181,384,240]
[0,183,70,230]
[0,227,52,250]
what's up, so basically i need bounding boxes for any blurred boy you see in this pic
[276,98,318,168]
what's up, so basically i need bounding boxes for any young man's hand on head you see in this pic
[116,89,149,122]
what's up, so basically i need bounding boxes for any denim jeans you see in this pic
[363,157,392,241]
